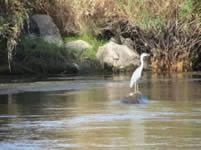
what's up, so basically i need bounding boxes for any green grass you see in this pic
[136,12,166,30]
[179,0,194,20]
[64,33,108,57]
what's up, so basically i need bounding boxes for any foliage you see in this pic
[143,20,201,72]
[15,36,75,74]
[179,0,194,20]
[24,0,199,35]
[0,0,29,72]
[100,17,201,72]
[115,0,199,29]
[0,0,200,73]
[1,0,198,38]
[1,0,199,39]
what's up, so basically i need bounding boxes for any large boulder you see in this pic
[96,41,139,71]
[28,14,63,46]
[64,40,92,54]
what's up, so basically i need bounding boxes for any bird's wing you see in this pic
[129,67,141,88]
[129,76,135,88]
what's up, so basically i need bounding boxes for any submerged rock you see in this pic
[121,92,149,104]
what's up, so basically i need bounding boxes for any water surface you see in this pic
[0,72,201,150]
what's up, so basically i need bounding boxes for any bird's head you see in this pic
[140,53,150,62]
[141,53,150,58]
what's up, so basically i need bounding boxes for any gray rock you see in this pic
[111,37,135,51]
[64,40,92,53]
[96,41,139,71]
[122,38,135,51]
[29,14,63,46]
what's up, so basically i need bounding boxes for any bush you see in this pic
[14,36,75,74]
[1,0,200,73]
[0,0,29,72]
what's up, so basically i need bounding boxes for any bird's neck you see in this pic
[140,56,144,69]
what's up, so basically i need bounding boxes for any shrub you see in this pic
[0,0,29,72]
[14,36,75,74]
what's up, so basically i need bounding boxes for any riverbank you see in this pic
[0,0,200,75]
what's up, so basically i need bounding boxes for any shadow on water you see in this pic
[0,72,201,149]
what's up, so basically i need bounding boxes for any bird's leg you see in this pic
[137,83,139,93]
[134,82,137,93]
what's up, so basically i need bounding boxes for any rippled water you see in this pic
[0,72,201,150]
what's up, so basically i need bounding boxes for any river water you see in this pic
[0,72,201,150]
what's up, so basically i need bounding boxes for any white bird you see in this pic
[130,53,150,93]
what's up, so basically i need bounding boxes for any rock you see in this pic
[64,40,92,53]
[96,41,139,71]
[121,92,149,104]
[122,38,136,50]
[72,63,80,72]
[28,14,63,46]
[111,37,135,51]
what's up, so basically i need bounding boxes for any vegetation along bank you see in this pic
[0,0,200,75]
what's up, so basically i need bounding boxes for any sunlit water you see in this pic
[0,72,201,150]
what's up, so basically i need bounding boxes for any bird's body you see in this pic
[129,64,143,88]
[130,53,150,93]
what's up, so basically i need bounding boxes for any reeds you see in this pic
[150,20,201,72]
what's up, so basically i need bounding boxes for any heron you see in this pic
[130,53,150,93]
